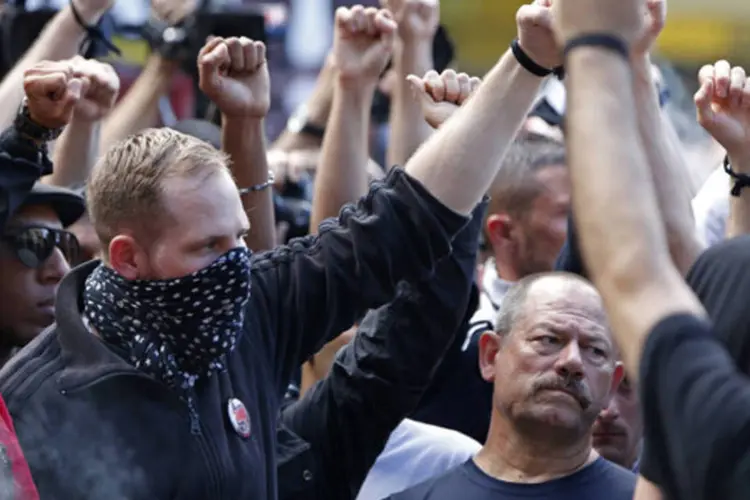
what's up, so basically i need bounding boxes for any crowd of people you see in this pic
[0,0,748,498]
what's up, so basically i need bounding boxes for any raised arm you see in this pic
[693,61,750,238]
[310,6,391,232]
[383,0,439,167]
[47,57,119,188]
[198,37,275,252]
[280,202,485,499]
[553,0,704,378]
[630,0,703,275]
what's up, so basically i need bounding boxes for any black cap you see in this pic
[13,182,85,228]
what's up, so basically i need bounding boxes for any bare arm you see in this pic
[99,55,179,154]
[565,46,705,378]
[0,2,112,130]
[727,158,750,237]
[632,56,703,275]
[47,119,100,187]
[635,477,664,500]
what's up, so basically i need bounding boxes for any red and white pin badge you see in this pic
[227,398,251,438]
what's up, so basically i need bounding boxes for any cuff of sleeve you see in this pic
[0,128,52,175]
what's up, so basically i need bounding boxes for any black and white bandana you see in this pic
[83,247,252,390]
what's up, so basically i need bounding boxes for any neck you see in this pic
[475,414,596,483]
[494,255,521,283]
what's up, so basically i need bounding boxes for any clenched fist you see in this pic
[406,69,481,129]
[68,56,120,122]
[23,61,85,129]
[198,37,270,119]
[695,60,750,168]
[632,0,667,57]
[381,0,440,43]
[517,0,561,70]
[333,6,397,86]
[552,0,645,47]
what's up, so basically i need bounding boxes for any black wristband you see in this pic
[724,154,750,197]
[563,33,629,59]
[511,39,563,78]
[69,0,121,57]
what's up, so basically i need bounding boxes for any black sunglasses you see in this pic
[1,226,80,268]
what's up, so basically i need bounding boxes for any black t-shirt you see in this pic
[387,457,635,500]
[640,313,750,499]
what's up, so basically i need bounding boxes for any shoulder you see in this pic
[388,462,473,500]
[395,420,481,454]
[0,326,64,414]
[590,458,637,492]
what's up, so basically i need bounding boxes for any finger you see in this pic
[714,60,732,99]
[406,74,427,94]
[694,79,716,125]
[199,36,225,59]
[697,64,715,87]
[350,5,366,33]
[374,8,397,35]
[730,66,746,108]
[456,72,471,104]
[469,76,482,94]
[441,69,460,103]
[335,7,353,32]
[26,73,68,99]
[254,41,267,70]
[516,4,552,31]
[239,37,256,70]
[225,37,245,72]
[364,8,380,37]
[426,72,446,102]
[199,42,230,82]
[743,77,750,110]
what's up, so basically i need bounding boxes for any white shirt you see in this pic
[356,419,481,500]
[462,258,512,351]
[692,166,729,249]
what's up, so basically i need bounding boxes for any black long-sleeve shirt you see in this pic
[277,202,486,500]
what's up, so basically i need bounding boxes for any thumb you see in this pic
[66,78,84,101]
[406,75,430,104]
[694,79,716,125]
[517,4,552,30]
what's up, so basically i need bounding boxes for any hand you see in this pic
[23,61,85,129]
[551,0,645,47]
[73,0,115,24]
[517,0,561,70]
[68,56,120,122]
[381,0,440,43]
[198,37,270,119]
[406,69,482,129]
[631,0,666,57]
[332,6,397,87]
[695,61,750,168]
[152,0,198,24]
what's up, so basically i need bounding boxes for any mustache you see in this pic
[593,420,627,436]
[532,374,593,410]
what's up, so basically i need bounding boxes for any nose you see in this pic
[38,246,70,284]
[555,341,584,382]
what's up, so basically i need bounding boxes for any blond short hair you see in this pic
[87,128,230,246]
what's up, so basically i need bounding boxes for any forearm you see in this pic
[404,49,542,215]
[99,55,178,153]
[632,56,703,274]
[386,41,434,168]
[222,117,275,252]
[46,118,100,187]
[0,5,104,130]
[270,58,335,152]
[310,81,371,233]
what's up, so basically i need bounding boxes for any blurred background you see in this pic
[2,0,746,141]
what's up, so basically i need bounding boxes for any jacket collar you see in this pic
[55,260,143,390]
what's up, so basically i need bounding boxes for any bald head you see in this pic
[494,272,606,339]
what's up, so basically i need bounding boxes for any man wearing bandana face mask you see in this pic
[0,3,553,498]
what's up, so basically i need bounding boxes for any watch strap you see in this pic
[13,100,63,142]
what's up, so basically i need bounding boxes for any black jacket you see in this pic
[276,202,486,500]
[0,169,469,499]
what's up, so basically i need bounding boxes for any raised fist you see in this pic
[551,0,644,47]
[695,60,750,168]
[198,36,270,119]
[517,0,561,70]
[68,56,120,122]
[381,0,440,43]
[333,6,397,86]
[406,69,482,129]
[632,0,667,57]
[23,61,84,129]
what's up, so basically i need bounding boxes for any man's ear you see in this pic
[486,213,513,248]
[478,331,502,383]
[109,235,144,280]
